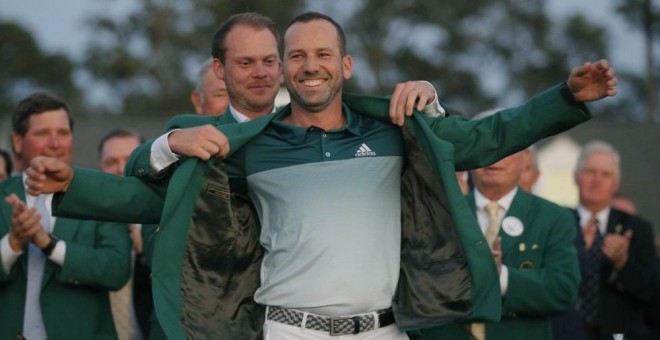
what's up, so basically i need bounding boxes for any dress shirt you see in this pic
[576,205,610,235]
[474,188,518,296]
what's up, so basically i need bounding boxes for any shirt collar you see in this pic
[474,187,518,214]
[270,103,362,145]
[576,205,610,234]
[228,104,277,123]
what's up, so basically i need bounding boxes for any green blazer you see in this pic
[422,189,581,340]
[0,176,133,340]
[53,85,590,339]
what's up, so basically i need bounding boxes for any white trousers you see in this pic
[263,318,409,340]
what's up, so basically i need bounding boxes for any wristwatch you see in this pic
[41,234,60,257]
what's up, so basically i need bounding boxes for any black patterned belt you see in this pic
[266,306,395,336]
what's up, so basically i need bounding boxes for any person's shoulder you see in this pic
[519,190,574,218]
[167,113,220,128]
[0,175,22,193]
[610,208,654,230]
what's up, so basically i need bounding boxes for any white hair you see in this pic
[195,58,214,93]
[575,140,621,180]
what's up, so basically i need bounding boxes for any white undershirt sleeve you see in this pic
[150,130,181,173]
[500,264,509,296]
[1,234,23,274]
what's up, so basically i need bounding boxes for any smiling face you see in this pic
[216,24,281,118]
[283,19,352,114]
[471,151,525,200]
[12,109,73,166]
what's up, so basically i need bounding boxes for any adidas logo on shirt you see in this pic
[355,143,376,157]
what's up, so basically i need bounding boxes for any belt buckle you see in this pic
[329,316,360,336]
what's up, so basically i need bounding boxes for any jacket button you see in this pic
[138,168,145,175]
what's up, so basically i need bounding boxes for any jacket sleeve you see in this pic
[423,83,591,171]
[502,205,581,315]
[57,220,133,290]
[53,167,166,224]
[125,114,218,180]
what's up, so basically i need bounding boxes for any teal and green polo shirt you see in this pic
[226,104,405,316]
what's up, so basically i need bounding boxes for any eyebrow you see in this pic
[287,47,334,56]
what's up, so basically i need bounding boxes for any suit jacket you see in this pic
[573,208,657,339]
[53,85,590,339]
[0,176,132,340]
[422,189,581,340]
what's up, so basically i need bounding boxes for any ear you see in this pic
[190,92,203,114]
[213,58,225,80]
[342,54,353,80]
[11,132,22,156]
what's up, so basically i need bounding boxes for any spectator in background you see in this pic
[518,145,540,193]
[608,192,659,340]
[98,129,152,340]
[190,58,230,115]
[0,148,13,181]
[570,140,656,339]
[423,112,580,340]
[0,92,132,339]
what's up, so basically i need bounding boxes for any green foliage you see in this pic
[81,0,305,116]
[2,1,642,120]
[341,0,608,116]
[615,0,659,121]
[0,21,80,116]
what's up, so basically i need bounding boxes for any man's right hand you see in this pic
[25,156,74,195]
[5,194,42,252]
[168,125,230,160]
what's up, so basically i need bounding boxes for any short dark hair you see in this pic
[211,12,279,64]
[0,148,12,177]
[97,128,144,156]
[12,92,74,136]
[283,12,347,56]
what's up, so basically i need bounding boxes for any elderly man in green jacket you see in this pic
[25,11,617,340]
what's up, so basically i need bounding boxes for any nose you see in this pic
[253,62,267,78]
[48,133,61,148]
[303,56,319,73]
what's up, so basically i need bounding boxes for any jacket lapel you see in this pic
[466,190,531,255]
[605,209,627,235]
[500,191,529,255]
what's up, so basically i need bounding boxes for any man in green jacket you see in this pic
[26,11,617,340]
[421,145,580,340]
[1,93,132,340]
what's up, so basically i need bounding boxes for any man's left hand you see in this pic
[389,81,437,126]
[567,59,618,102]
[603,229,633,270]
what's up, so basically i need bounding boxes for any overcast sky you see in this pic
[0,0,648,75]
